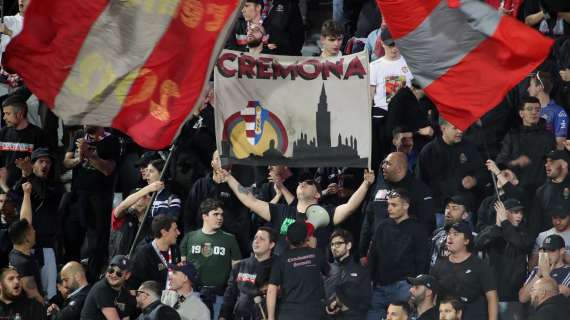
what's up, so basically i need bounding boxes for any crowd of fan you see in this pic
[1,0,570,320]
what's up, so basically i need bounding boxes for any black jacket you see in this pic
[128,242,182,290]
[263,0,305,56]
[417,137,487,212]
[138,300,181,320]
[530,175,570,236]
[360,173,433,256]
[474,221,534,301]
[324,257,371,320]
[529,294,570,320]
[53,285,91,320]
[0,295,47,320]
[475,183,528,232]
[495,121,555,192]
[368,218,429,286]
[220,255,274,320]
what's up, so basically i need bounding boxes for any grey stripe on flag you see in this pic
[54,1,178,125]
[395,0,500,88]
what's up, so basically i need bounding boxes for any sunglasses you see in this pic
[135,290,148,297]
[107,267,124,278]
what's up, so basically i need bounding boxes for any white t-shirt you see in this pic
[369,55,413,110]
[533,228,570,255]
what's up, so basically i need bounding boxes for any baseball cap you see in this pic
[171,263,198,283]
[445,195,469,207]
[445,221,474,241]
[380,27,395,46]
[546,150,570,163]
[541,234,565,251]
[30,147,52,163]
[287,220,308,244]
[503,198,524,212]
[109,255,132,271]
[551,208,569,219]
[407,274,439,294]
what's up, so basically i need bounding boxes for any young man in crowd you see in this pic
[530,150,570,236]
[438,298,463,320]
[221,167,375,254]
[162,263,210,320]
[527,71,568,149]
[386,301,411,320]
[495,97,556,193]
[532,205,570,266]
[135,280,180,320]
[267,221,329,320]
[360,152,433,260]
[63,125,121,280]
[220,226,276,320]
[519,234,570,302]
[430,195,471,267]
[129,214,182,290]
[180,198,241,319]
[0,267,46,319]
[474,199,533,320]
[80,255,136,320]
[320,20,343,58]
[430,221,498,320]
[8,215,43,304]
[324,229,371,319]
[408,274,438,320]
[47,261,91,320]
[367,189,429,320]
[0,96,46,189]
[417,118,487,227]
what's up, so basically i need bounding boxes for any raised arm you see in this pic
[333,170,374,225]
[114,181,163,219]
[222,171,271,221]
[20,182,33,224]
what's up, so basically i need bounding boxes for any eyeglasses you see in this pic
[107,267,124,278]
[330,241,346,248]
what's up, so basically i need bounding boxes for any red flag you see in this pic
[5,0,242,150]
[375,0,554,130]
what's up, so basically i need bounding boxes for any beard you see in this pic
[1,284,21,301]
[247,37,263,48]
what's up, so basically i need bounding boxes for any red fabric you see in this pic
[6,0,240,150]
[447,0,461,8]
[375,0,439,38]
[424,16,554,130]
[4,0,108,106]
[111,208,125,231]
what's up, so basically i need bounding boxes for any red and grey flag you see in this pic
[376,0,554,130]
[4,0,242,149]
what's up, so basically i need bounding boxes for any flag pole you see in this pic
[127,142,178,257]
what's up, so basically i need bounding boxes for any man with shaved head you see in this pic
[47,261,91,320]
[360,152,434,260]
[529,277,570,319]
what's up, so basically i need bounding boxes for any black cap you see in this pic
[445,195,469,208]
[546,150,570,163]
[171,262,198,283]
[380,27,395,46]
[109,255,131,271]
[445,221,474,240]
[287,220,307,244]
[30,147,52,163]
[134,151,161,168]
[542,234,565,251]
[407,274,439,294]
[503,198,524,212]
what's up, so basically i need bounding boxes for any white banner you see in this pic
[214,50,370,167]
